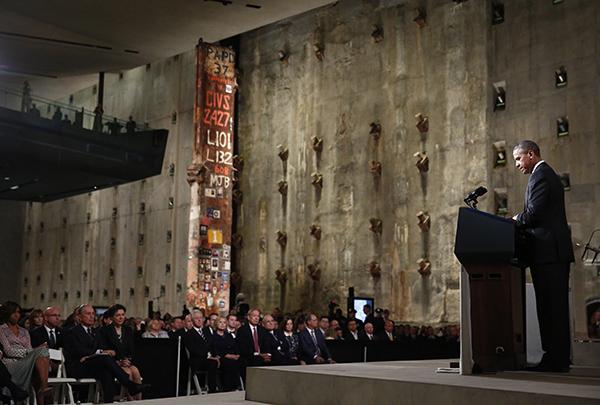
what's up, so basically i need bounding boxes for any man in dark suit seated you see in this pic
[236,308,269,381]
[377,320,398,342]
[358,322,378,342]
[167,316,185,339]
[183,310,219,393]
[62,304,147,403]
[343,319,360,341]
[30,306,63,349]
[260,314,296,365]
[512,140,574,372]
[299,313,334,364]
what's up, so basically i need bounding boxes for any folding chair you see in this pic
[46,348,77,404]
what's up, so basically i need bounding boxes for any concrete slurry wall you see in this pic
[488,0,600,337]
[19,53,197,316]
[0,201,25,303]
[236,0,490,323]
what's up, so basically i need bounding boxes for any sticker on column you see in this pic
[208,229,223,245]
[207,208,221,219]
[205,188,216,198]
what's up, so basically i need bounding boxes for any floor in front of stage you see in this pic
[128,360,600,405]
[246,359,600,405]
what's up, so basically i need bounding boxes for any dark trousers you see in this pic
[0,362,13,388]
[219,358,240,392]
[189,357,218,393]
[71,356,132,403]
[239,355,265,382]
[530,263,571,367]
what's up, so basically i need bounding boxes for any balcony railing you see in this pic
[0,84,150,135]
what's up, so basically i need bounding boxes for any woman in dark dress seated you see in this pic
[97,304,142,400]
[209,317,240,392]
[280,316,301,363]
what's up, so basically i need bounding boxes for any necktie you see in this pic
[199,328,205,340]
[310,330,321,355]
[87,327,94,338]
[252,327,260,353]
[49,329,56,347]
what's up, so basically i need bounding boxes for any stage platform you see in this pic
[245,360,600,405]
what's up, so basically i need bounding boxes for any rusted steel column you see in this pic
[186,40,237,316]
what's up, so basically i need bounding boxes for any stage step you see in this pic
[246,360,600,405]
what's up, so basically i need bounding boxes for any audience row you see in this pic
[0,301,460,402]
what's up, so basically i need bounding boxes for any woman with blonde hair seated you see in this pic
[0,301,51,405]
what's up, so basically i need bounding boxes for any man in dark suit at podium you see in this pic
[512,140,574,372]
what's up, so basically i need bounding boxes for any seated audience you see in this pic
[344,319,360,341]
[318,316,330,337]
[359,322,378,342]
[0,361,28,403]
[226,314,238,338]
[0,301,51,405]
[97,304,142,400]
[236,309,269,380]
[280,316,300,362]
[168,317,185,339]
[30,306,62,349]
[209,317,241,391]
[183,310,219,393]
[294,314,306,334]
[141,319,169,338]
[28,309,44,332]
[260,314,295,365]
[203,313,218,337]
[62,304,147,403]
[183,314,193,331]
[347,309,363,330]
[378,320,397,342]
[298,313,334,364]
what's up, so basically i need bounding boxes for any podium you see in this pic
[454,207,526,373]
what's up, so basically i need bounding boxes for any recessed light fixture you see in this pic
[10,185,19,190]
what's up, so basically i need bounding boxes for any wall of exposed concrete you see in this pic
[15,0,600,334]
[487,0,600,337]
[235,0,490,324]
[19,53,197,317]
[0,201,25,303]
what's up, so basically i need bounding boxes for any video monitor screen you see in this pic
[353,297,374,322]
[95,307,109,317]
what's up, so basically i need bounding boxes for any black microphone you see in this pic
[464,186,487,204]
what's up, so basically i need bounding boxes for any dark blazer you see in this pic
[183,328,211,361]
[298,328,332,364]
[97,325,135,360]
[209,332,238,358]
[30,326,63,349]
[377,331,398,342]
[516,162,574,264]
[62,325,99,376]
[343,330,360,341]
[260,330,291,365]
[358,331,378,342]
[236,324,267,359]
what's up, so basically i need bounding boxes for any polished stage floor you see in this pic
[127,359,600,405]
